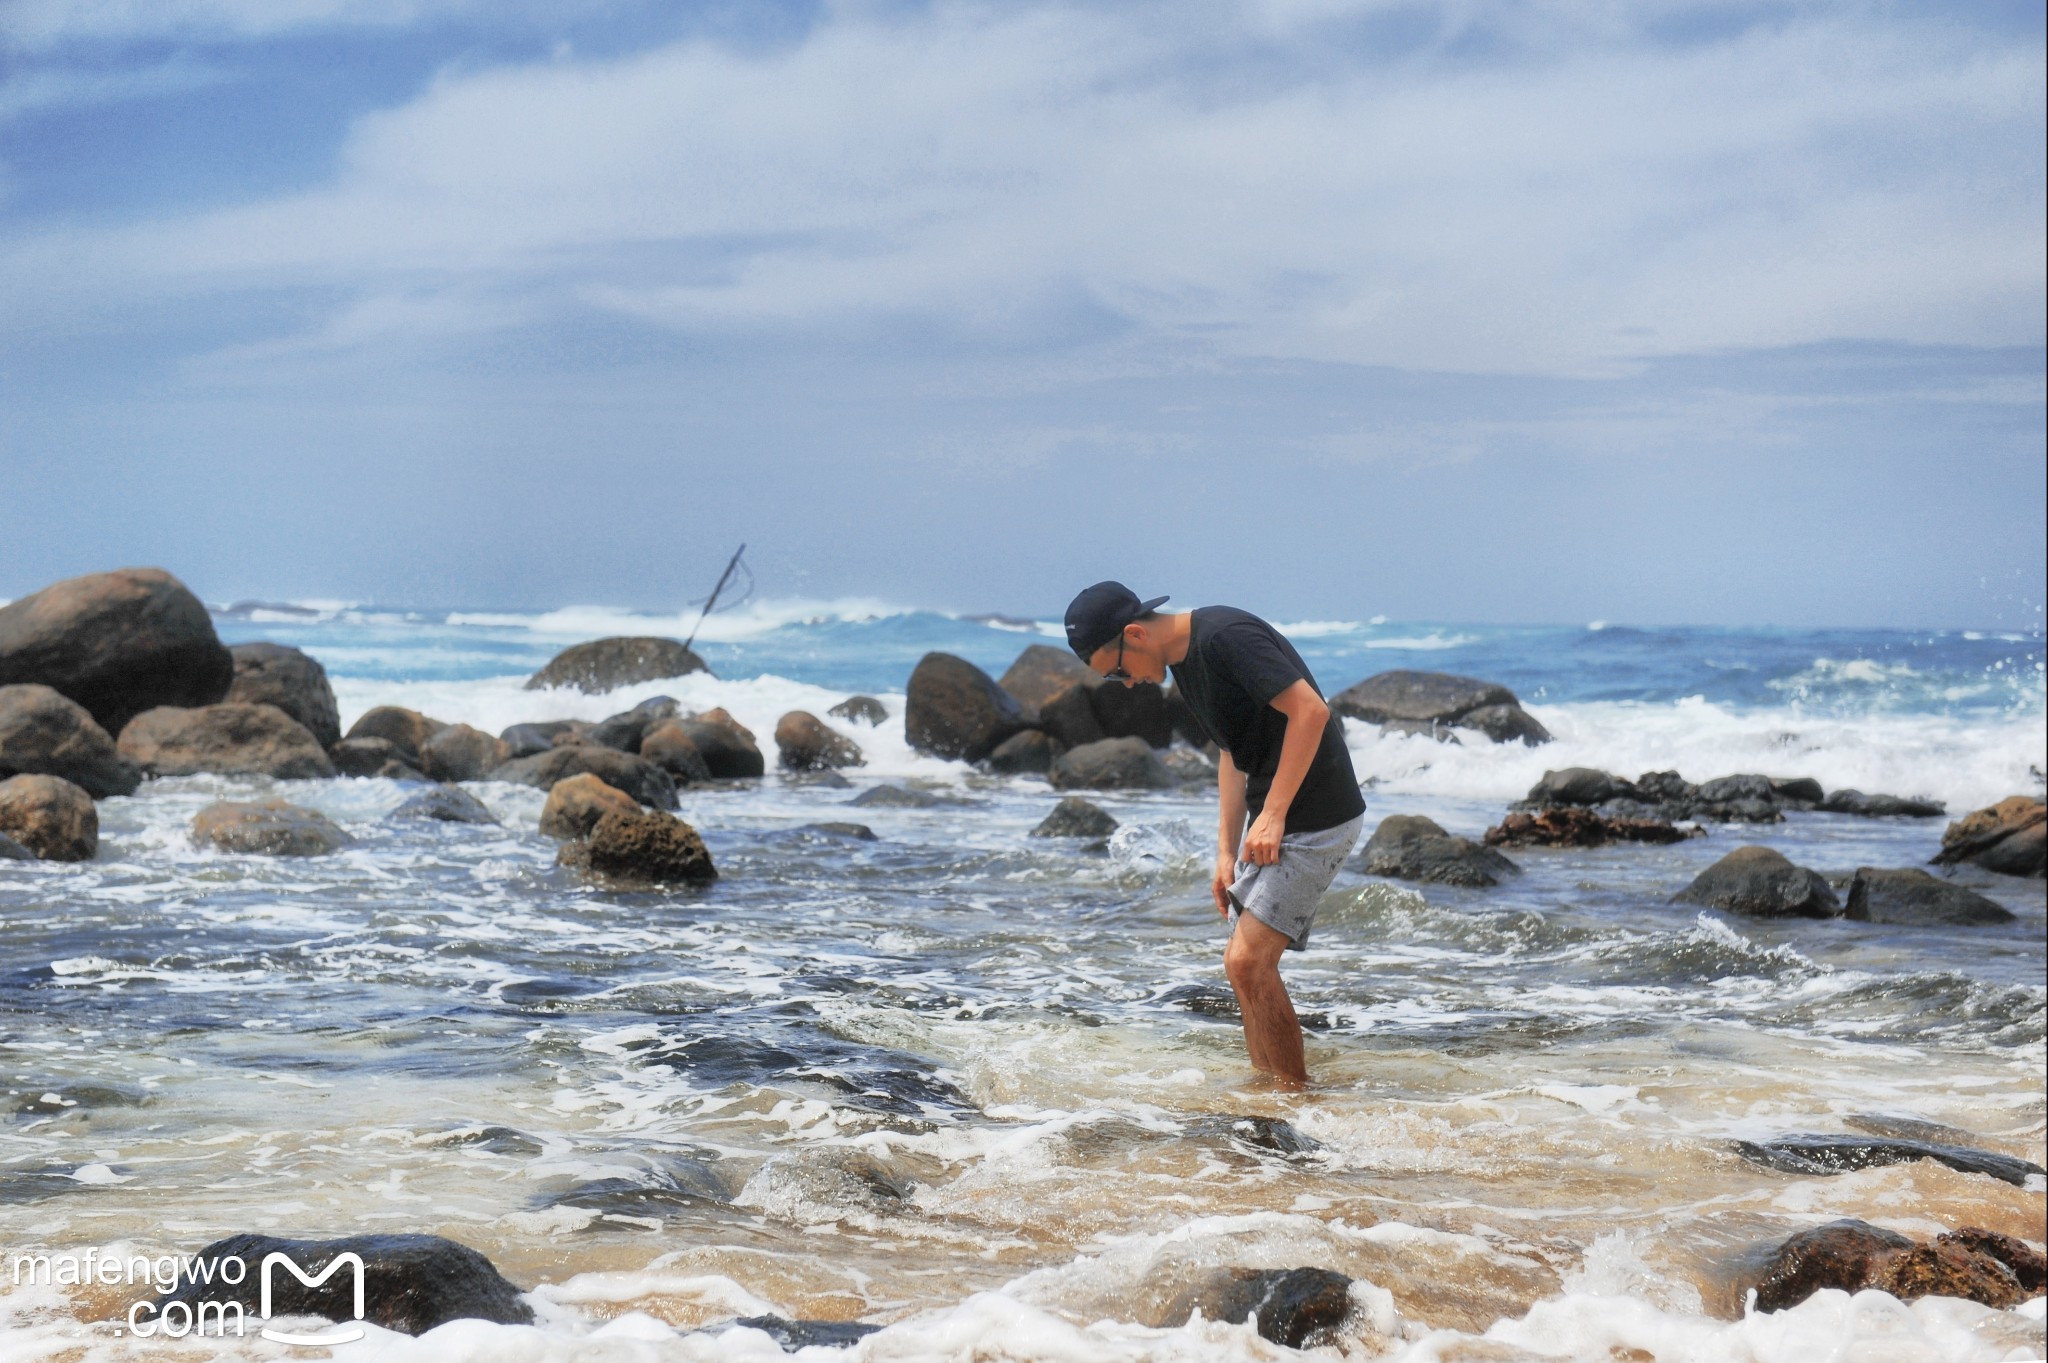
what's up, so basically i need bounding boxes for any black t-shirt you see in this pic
[1169,606,1366,835]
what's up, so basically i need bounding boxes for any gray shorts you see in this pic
[1226,813,1363,951]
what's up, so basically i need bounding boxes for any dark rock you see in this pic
[1036,682,1108,749]
[541,1156,730,1218]
[1158,743,1218,786]
[1770,777,1826,806]
[774,711,864,771]
[1843,1113,1979,1146]
[1185,1114,1321,1157]
[586,696,680,752]
[192,799,349,856]
[1872,1240,2028,1309]
[785,768,851,789]
[1523,767,1633,807]
[1748,1219,1914,1312]
[1844,867,2014,926]
[489,747,678,810]
[525,637,708,694]
[539,773,642,839]
[1635,770,1698,803]
[1931,797,2045,878]
[499,721,582,759]
[1820,790,1946,818]
[726,1316,882,1351]
[226,643,341,749]
[1359,814,1520,887]
[343,706,446,763]
[0,831,31,861]
[1331,670,1550,745]
[1941,1227,2046,1293]
[904,653,1027,762]
[1694,797,1783,824]
[1672,846,1839,918]
[160,1232,532,1335]
[1031,797,1118,838]
[804,822,878,841]
[118,703,336,780]
[1049,736,1172,791]
[1734,1135,2044,1187]
[1164,1267,1356,1349]
[1696,774,1775,806]
[848,784,944,808]
[0,683,141,797]
[1090,681,1174,748]
[667,717,765,779]
[561,808,716,884]
[1485,808,1700,848]
[0,567,233,735]
[0,774,97,861]
[331,736,409,777]
[639,722,713,784]
[827,695,888,726]
[391,785,497,825]
[983,729,1062,774]
[998,644,1097,712]
[417,724,508,784]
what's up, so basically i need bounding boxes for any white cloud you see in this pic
[2,0,2041,375]
[0,0,479,49]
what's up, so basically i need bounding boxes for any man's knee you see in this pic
[1223,921,1287,986]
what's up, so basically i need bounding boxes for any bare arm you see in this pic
[1213,748,1247,914]
[1240,679,1330,865]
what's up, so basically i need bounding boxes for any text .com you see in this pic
[11,1247,367,1343]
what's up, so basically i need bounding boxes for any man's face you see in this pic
[1087,624,1164,687]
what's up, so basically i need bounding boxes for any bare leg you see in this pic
[1222,912,1307,1087]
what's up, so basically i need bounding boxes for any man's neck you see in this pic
[1161,611,1194,666]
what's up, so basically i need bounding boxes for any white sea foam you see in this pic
[441,596,923,645]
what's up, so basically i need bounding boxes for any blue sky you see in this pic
[1,0,2042,627]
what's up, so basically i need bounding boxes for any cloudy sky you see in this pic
[1,0,2041,626]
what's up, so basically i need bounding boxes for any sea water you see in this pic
[2,601,2042,1361]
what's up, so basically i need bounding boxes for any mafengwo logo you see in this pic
[9,1245,367,1344]
[257,1250,368,1344]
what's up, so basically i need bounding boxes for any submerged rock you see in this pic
[827,695,888,726]
[161,1232,532,1335]
[227,642,341,749]
[1931,796,2045,878]
[1820,789,1945,818]
[983,729,1062,775]
[1485,807,1700,848]
[1031,797,1118,838]
[1185,1113,1322,1157]
[849,784,945,808]
[905,652,1027,762]
[0,831,31,861]
[1843,867,2014,927]
[802,821,878,841]
[1164,1266,1359,1349]
[540,772,641,839]
[343,706,446,764]
[1359,814,1520,887]
[1673,846,1840,918]
[490,746,678,809]
[774,711,864,771]
[722,1317,882,1351]
[525,637,708,694]
[1049,736,1172,791]
[0,774,97,861]
[192,799,349,856]
[1734,1134,2044,1186]
[1332,670,1551,746]
[118,703,336,780]
[562,808,716,884]
[0,683,141,798]
[391,784,498,825]
[417,723,508,784]
[1745,1219,2040,1313]
[0,567,233,735]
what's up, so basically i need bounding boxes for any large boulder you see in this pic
[1049,736,1173,791]
[1931,796,2045,878]
[0,774,97,861]
[663,717,763,779]
[0,684,141,797]
[1036,682,1107,749]
[984,729,1062,775]
[417,724,508,784]
[1843,868,2015,927]
[1030,797,1118,838]
[226,643,341,749]
[0,568,233,735]
[192,799,349,856]
[1672,846,1840,918]
[343,707,446,764]
[488,746,677,809]
[1331,670,1551,745]
[525,637,708,694]
[1091,681,1174,747]
[500,720,584,759]
[905,653,1027,762]
[639,722,713,784]
[774,712,864,771]
[1359,814,1520,887]
[999,644,1097,712]
[540,772,641,839]
[1485,807,1700,847]
[118,704,336,780]
[562,808,716,884]
[160,1233,531,1335]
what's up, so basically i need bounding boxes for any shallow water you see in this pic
[2,603,2042,1360]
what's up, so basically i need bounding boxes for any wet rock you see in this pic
[999,644,1098,713]
[667,717,765,779]
[544,1157,731,1218]
[490,746,678,809]
[1635,770,1698,804]
[226,642,341,749]
[0,774,97,861]
[725,1317,882,1351]
[1049,736,1172,791]
[1159,742,1218,786]
[1745,1220,2039,1313]
[118,703,336,780]
[639,722,713,784]
[392,785,498,825]
[1091,681,1174,748]
[1820,789,1946,818]
[1734,1134,2044,1186]
[1673,846,1840,918]
[828,695,888,726]
[983,729,1062,775]
[0,683,141,798]
[1843,867,2014,926]
[774,711,864,771]
[499,721,582,759]
[0,831,31,860]
[745,1147,915,1218]
[1873,1240,2029,1308]
[192,799,349,856]
[1185,1114,1322,1157]
[525,637,709,694]
[1359,814,1520,887]
[1036,682,1108,749]
[1747,1219,1914,1312]
[1523,767,1633,807]
[904,652,1028,762]
[1031,797,1118,838]
[1843,1112,1979,1146]
[1941,1227,2046,1293]
[804,822,878,840]
[1165,1267,1357,1348]
[330,737,427,781]
[417,723,508,784]
[0,567,232,735]
[586,696,680,752]
[1695,773,1775,806]
[343,706,446,764]
[540,772,642,839]
[1769,776,1826,807]
[785,768,852,789]
[1931,796,2045,878]
[849,784,945,808]
[562,808,716,884]
[161,1232,532,1334]
[1332,670,1550,745]
[1485,807,1701,848]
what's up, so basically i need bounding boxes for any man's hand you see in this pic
[1243,807,1286,865]
[1212,851,1236,915]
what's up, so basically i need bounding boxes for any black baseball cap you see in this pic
[1064,581,1170,661]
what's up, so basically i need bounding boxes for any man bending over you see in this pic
[1065,582,1365,1087]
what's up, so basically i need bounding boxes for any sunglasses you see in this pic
[1103,631,1133,683]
